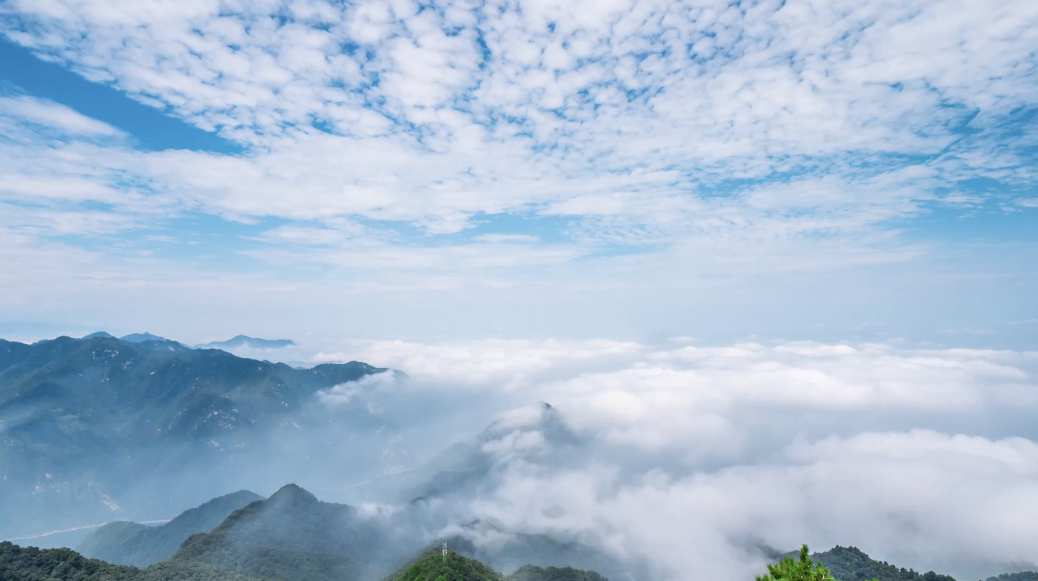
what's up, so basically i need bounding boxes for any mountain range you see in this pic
[196,336,297,351]
[91,480,1033,581]
[171,483,394,580]
[1,482,612,581]
[0,540,606,581]
[78,491,263,567]
[4,480,1038,581]
[0,333,384,538]
[166,482,620,581]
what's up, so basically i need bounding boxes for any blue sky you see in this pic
[0,0,1035,345]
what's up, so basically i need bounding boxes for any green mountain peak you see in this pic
[387,547,503,581]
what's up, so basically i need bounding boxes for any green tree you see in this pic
[758,545,878,581]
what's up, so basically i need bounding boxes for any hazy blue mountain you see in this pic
[383,402,581,504]
[0,334,385,538]
[197,335,297,350]
[363,402,631,579]
[79,522,152,562]
[165,484,614,581]
[118,332,171,344]
[983,574,1038,581]
[170,484,396,581]
[0,333,380,443]
[0,338,31,372]
[445,527,629,581]
[79,490,263,566]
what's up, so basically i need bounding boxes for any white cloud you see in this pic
[464,429,1038,580]
[331,339,1038,450]
[318,338,645,389]
[320,337,1038,580]
[0,0,1033,292]
[0,202,139,236]
[0,2,1035,344]
[2,0,1035,236]
[0,95,122,137]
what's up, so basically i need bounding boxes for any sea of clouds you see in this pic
[299,338,1038,580]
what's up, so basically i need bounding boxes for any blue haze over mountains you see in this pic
[0,332,385,538]
[0,333,636,578]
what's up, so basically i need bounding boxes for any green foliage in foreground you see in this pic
[0,541,266,581]
[759,545,877,581]
[0,541,139,581]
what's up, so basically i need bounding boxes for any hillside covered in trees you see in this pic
[0,541,264,581]
[387,548,504,581]
[812,546,956,581]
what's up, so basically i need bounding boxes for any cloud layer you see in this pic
[304,338,1038,580]
[4,0,1037,230]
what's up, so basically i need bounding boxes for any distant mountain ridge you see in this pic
[148,482,614,581]
[79,490,263,566]
[0,333,385,538]
[84,331,177,343]
[0,334,382,441]
[118,332,171,344]
[198,335,297,350]
[82,331,296,350]
[170,483,395,581]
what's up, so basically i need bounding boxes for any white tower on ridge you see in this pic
[442,540,448,562]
